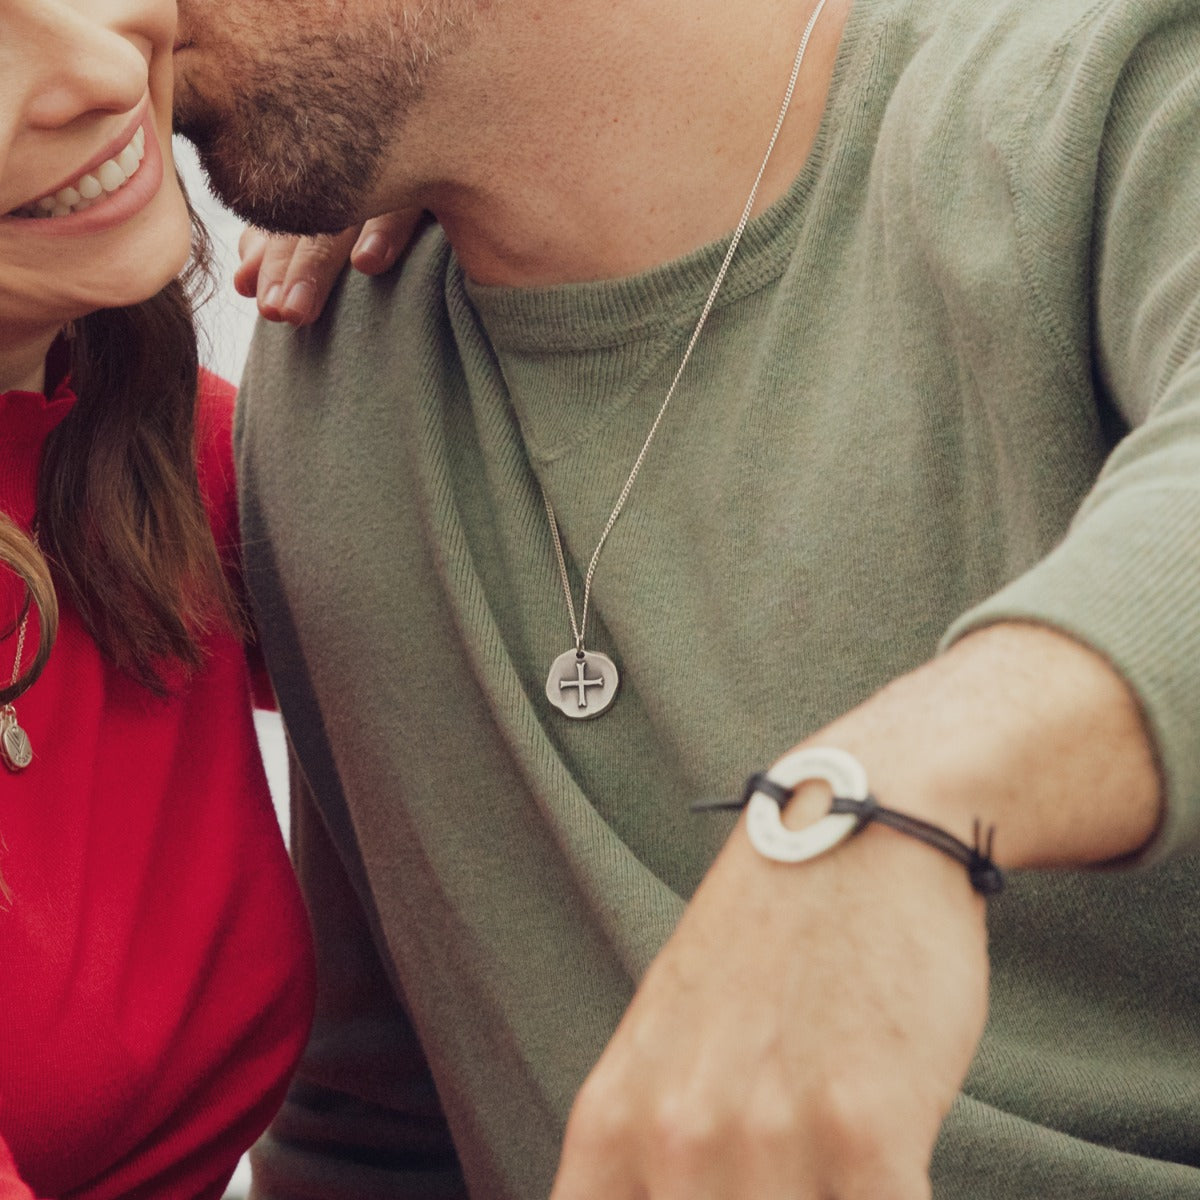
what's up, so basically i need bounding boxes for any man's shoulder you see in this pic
[233,220,466,509]
[242,220,456,398]
[887,0,1196,93]
[911,0,1195,42]
[869,0,1199,202]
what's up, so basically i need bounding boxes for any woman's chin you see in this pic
[1,167,194,324]
[68,231,194,320]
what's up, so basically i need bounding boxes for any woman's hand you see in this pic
[234,209,425,326]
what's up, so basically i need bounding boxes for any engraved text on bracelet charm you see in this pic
[546,649,619,719]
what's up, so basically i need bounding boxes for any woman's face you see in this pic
[0,0,191,358]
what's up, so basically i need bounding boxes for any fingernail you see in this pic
[263,284,282,311]
[283,281,315,323]
[356,232,390,268]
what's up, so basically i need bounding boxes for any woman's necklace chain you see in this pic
[542,0,831,719]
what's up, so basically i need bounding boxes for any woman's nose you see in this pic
[13,1,153,130]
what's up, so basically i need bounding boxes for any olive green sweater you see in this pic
[238,0,1200,1194]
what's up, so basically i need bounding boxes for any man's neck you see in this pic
[386,0,852,287]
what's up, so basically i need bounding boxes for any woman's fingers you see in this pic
[350,208,426,275]
[233,225,269,298]
[232,208,425,326]
[235,227,358,325]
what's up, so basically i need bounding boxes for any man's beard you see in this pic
[173,2,479,235]
[175,58,397,234]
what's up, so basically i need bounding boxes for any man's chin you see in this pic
[178,135,359,236]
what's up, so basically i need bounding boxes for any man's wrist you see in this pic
[784,623,1161,873]
[695,747,1005,895]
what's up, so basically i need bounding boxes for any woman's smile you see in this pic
[0,0,191,371]
[1,100,165,238]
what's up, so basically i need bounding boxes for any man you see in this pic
[173,0,1200,1196]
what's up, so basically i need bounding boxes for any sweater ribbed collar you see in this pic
[453,0,878,464]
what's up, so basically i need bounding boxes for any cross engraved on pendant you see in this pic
[560,657,606,709]
[546,648,620,719]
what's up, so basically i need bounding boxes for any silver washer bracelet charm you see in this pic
[745,746,868,863]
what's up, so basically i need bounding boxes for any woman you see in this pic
[0,2,319,1195]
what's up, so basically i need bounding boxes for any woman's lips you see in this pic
[0,112,166,237]
[4,97,151,216]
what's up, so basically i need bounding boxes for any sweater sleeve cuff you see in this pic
[940,486,1200,868]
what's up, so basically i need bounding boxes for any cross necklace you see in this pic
[542,0,831,719]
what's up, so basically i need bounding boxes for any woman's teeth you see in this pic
[9,126,147,219]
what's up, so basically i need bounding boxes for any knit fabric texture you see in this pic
[238,0,1200,1195]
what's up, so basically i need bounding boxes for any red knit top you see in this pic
[0,367,314,1199]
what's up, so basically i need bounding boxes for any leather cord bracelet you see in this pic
[693,746,1004,896]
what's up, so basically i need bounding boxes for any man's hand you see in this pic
[551,623,1161,1199]
[552,806,987,1199]
[234,209,424,326]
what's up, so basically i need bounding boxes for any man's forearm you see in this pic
[551,619,1164,1200]
[803,620,1163,874]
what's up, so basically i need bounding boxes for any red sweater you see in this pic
[0,370,314,1199]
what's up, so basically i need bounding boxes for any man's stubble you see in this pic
[174,0,481,233]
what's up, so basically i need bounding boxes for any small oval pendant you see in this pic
[545,649,620,719]
[1,709,32,772]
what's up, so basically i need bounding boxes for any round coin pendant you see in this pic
[0,713,32,772]
[545,649,619,719]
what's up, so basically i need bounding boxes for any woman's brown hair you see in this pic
[1,212,238,700]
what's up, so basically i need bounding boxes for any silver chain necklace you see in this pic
[542,0,830,719]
